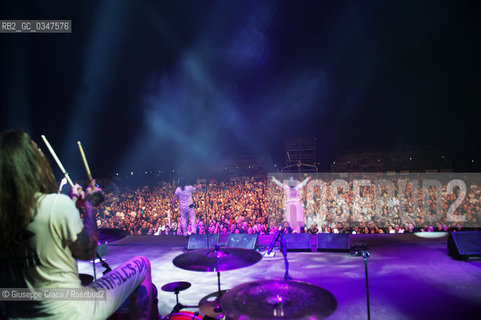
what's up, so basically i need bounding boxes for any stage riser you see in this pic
[107,233,449,251]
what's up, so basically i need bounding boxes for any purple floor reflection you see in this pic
[78,233,481,320]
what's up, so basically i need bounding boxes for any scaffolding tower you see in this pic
[282,137,318,173]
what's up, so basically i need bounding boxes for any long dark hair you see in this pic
[0,131,57,271]
[179,176,189,191]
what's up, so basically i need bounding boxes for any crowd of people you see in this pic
[96,175,481,236]
[98,179,270,236]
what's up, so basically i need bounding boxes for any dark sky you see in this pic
[1,0,480,178]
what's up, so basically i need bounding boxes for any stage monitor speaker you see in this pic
[448,231,481,260]
[282,233,312,252]
[317,233,350,252]
[187,234,219,250]
[226,233,258,250]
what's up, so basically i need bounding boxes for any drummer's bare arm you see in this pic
[69,184,104,261]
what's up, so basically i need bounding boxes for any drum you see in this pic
[162,311,203,320]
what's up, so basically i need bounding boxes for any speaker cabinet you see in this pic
[448,231,481,260]
[187,234,219,250]
[317,233,350,252]
[226,233,258,249]
[282,233,312,252]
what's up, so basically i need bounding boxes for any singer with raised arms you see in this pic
[0,130,158,319]
[272,175,311,233]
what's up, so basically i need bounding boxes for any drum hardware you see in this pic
[162,311,203,320]
[161,281,192,293]
[161,281,198,315]
[220,280,337,320]
[173,245,262,317]
[198,290,228,319]
[172,246,262,272]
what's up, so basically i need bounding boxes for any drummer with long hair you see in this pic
[0,130,158,319]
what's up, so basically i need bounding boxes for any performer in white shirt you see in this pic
[171,177,199,237]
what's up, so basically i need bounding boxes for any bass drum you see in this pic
[162,311,203,320]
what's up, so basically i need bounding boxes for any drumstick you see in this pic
[77,141,95,188]
[41,135,74,187]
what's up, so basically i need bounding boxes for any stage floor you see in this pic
[78,233,481,320]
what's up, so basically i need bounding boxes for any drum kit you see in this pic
[39,135,337,319]
[161,245,337,320]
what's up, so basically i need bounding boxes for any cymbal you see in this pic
[173,247,262,272]
[220,280,337,320]
[161,281,191,292]
[198,290,228,319]
[98,228,128,244]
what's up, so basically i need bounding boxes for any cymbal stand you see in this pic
[214,271,222,314]
[170,288,198,314]
[97,253,112,274]
[91,242,98,280]
[92,258,96,281]
[171,287,182,313]
[212,245,223,314]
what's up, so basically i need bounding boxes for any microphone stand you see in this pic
[350,246,371,320]
[267,227,292,281]
[363,249,370,320]
[202,186,210,248]
[279,235,291,280]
